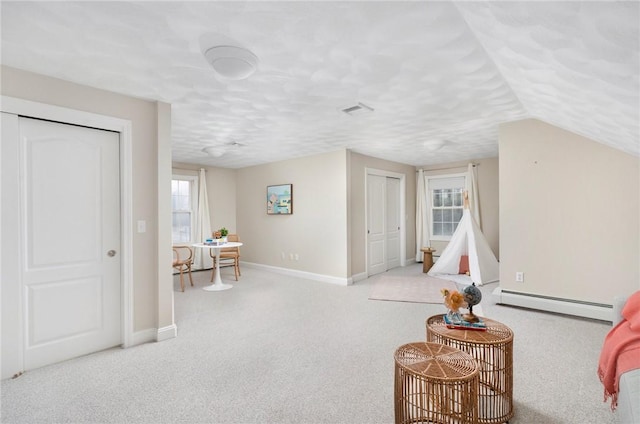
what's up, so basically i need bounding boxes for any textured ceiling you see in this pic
[1,1,638,169]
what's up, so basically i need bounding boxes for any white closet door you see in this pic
[367,174,402,276]
[386,177,401,269]
[367,174,386,276]
[1,115,122,376]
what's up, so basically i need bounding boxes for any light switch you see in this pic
[137,220,146,233]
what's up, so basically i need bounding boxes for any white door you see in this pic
[1,114,121,376]
[367,174,402,276]
[386,177,401,269]
[367,175,386,275]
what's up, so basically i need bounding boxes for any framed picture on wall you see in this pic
[267,184,293,215]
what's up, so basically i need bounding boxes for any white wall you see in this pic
[499,119,639,304]
[236,150,349,279]
[184,149,416,282]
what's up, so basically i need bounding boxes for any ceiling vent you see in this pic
[341,102,374,116]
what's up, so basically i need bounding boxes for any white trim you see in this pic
[364,168,407,276]
[130,328,157,346]
[156,324,178,342]
[119,122,134,349]
[426,172,467,186]
[171,173,199,245]
[130,325,177,346]
[243,262,353,286]
[0,112,24,379]
[0,112,2,376]
[491,287,612,321]
[351,272,368,283]
[1,96,135,350]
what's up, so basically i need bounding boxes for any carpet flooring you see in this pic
[368,274,457,304]
[0,264,617,424]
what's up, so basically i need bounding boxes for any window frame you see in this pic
[171,174,198,245]
[427,173,466,241]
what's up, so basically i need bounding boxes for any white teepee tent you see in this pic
[428,199,499,286]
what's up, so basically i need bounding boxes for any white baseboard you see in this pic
[125,325,177,348]
[156,324,177,342]
[242,262,352,286]
[351,272,368,283]
[130,328,157,346]
[492,287,612,321]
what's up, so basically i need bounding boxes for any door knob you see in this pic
[107,250,117,257]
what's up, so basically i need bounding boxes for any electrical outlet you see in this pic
[294,254,299,261]
[289,253,294,260]
[515,272,524,282]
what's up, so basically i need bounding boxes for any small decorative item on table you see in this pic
[444,313,487,331]
[205,237,226,246]
[440,288,466,324]
[462,282,483,323]
[218,227,228,243]
[442,283,486,330]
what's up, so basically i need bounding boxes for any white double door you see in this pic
[1,114,122,378]
[367,174,401,276]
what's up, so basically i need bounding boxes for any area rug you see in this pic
[368,275,458,304]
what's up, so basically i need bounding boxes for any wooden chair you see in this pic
[172,245,194,292]
[210,234,241,281]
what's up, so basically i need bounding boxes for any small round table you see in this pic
[394,342,480,424]
[192,242,243,291]
[426,315,514,424]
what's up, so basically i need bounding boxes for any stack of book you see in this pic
[204,239,226,246]
[443,314,487,331]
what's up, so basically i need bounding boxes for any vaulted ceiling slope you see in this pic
[1,1,638,168]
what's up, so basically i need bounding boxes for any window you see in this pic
[428,175,465,240]
[171,176,198,244]
[432,188,464,236]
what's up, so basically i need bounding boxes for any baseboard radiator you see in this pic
[492,287,612,322]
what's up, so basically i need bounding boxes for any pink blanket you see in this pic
[598,291,640,410]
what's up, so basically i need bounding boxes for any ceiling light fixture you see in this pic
[423,139,446,152]
[204,45,258,80]
[203,146,226,158]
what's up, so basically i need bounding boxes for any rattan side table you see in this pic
[426,315,514,424]
[394,342,480,424]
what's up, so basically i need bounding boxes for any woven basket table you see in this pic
[394,342,480,424]
[426,315,514,424]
